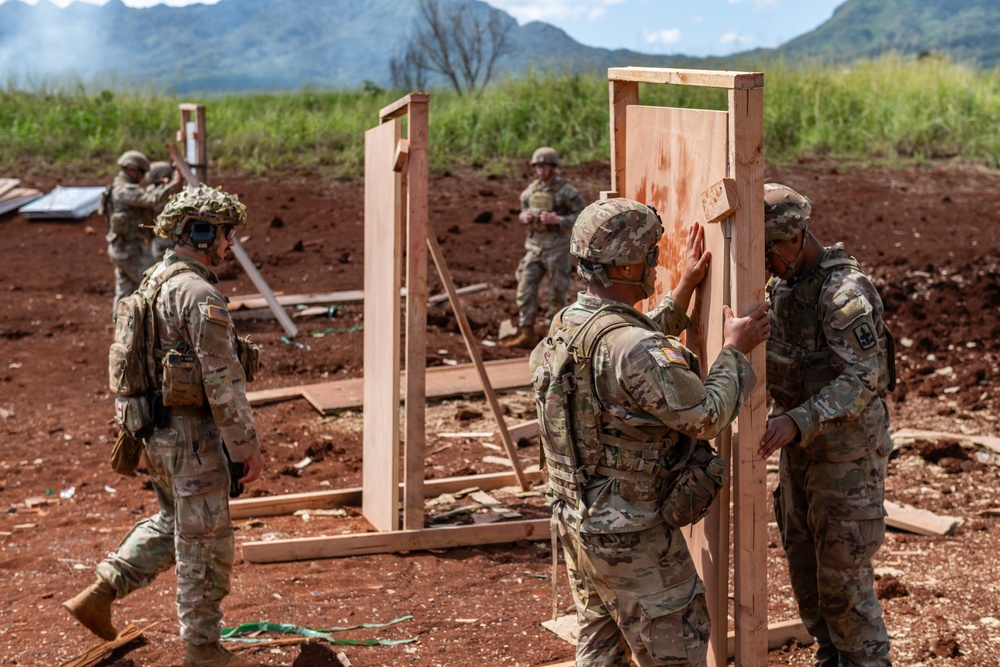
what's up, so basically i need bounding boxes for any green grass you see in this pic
[3,54,1000,179]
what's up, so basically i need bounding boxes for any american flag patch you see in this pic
[205,304,231,324]
[662,347,687,365]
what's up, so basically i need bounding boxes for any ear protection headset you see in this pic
[187,221,217,251]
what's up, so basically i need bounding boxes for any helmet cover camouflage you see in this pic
[117,150,150,172]
[146,161,174,183]
[571,198,662,268]
[154,184,247,240]
[764,183,811,244]
[530,146,559,167]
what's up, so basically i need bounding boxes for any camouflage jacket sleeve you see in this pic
[164,272,261,461]
[645,292,691,337]
[598,327,756,441]
[519,182,535,212]
[554,181,585,233]
[785,271,883,446]
[113,178,178,212]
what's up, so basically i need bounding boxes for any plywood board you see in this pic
[884,499,961,536]
[300,357,530,415]
[362,118,403,532]
[624,104,731,665]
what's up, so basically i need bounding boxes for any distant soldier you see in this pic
[757,183,895,667]
[105,150,181,317]
[531,198,770,666]
[146,160,179,260]
[505,146,585,349]
[64,185,265,667]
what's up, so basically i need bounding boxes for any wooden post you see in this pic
[179,104,207,184]
[729,84,768,666]
[403,95,429,530]
[609,79,638,195]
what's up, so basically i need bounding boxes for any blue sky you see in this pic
[5,0,850,57]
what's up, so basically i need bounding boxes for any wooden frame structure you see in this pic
[605,67,767,666]
[178,103,208,184]
[240,94,549,564]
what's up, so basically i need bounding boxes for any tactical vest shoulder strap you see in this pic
[140,262,198,389]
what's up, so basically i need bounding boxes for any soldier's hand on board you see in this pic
[757,415,799,459]
[721,301,770,355]
[680,221,711,286]
[519,210,534,225]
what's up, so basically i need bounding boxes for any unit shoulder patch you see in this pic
[853,322,877,351]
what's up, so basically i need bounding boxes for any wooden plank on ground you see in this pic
[0,178,19,198]
[241,518,550,563]
[884,499,962,536]
[892,428,1000,455]
[246,385,305,406]
[228,283,488,312]
[60,622,156,667]
[299,357,530,415]
[230,469,545,519]
[362,117,403,533]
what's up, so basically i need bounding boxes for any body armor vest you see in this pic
[766,248,895,410]
[533,304,689,518]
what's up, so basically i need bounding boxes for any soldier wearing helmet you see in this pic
[530,197,770,666]
[505,146,585,349]
[757,183,895,667]
[146,161,179,260]
[65,184,265,667]
[105,150,182,318]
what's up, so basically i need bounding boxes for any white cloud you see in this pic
[720,31,754,45]
[483,0,623,24]
[645,29,681,45]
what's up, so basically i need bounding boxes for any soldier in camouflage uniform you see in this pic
[530,198,770,666]
[506,146,585,349]
[147,160,179,260]
[64,185,265,667]
[757,183,894,667]
[106,150,182,318]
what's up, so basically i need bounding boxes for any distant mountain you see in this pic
[0,0,996,94]
[0,0,699,93]
[773,0,1000,68]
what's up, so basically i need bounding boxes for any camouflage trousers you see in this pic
[774,439,892,667]
[555,516,711,666]
[108,240,154,319]
[515,244,571,327]
[96,413,236,646]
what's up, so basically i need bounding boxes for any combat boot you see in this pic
[503,325,539,350]
[62,578,118,641]
[184,642,260,667]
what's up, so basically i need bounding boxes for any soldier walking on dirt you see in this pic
[530,198,770,666]
[757,183,896,667]
[146,160,180,260]
[105,150,182,318]
[64,185,266,667]
[505,146,585,349]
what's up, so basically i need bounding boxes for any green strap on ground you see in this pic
[221,614,417,646]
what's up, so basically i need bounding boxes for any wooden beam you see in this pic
[426,227,529,491]
[729,84,768,667]
[609,79,638,196]
[608,67,764,90]
[379,92,430,122]
[241,518,550,562]
[393,138,410,173]
[404,95,429,530]
[230,469,545,519]
[166,142,299,338]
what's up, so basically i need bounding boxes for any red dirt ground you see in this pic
[1,159,999,666]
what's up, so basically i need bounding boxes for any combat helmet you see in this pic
[530,146,560,167]
[571,198,662,295]
[154,184,247,265]
[117,150,150,172]
[146,161,174,183]
[764,183,811,244]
